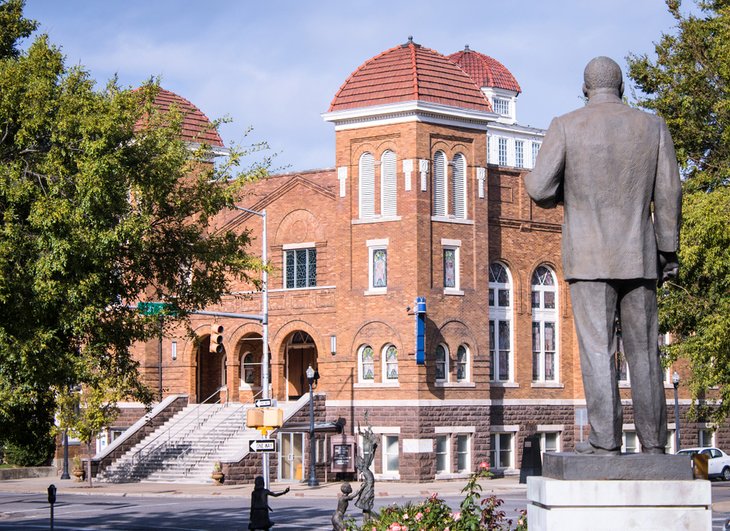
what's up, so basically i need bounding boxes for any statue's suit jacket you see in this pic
[524,92,682,281]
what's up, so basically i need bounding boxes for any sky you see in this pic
[25,1,693,172]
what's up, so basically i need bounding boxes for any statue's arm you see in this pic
[653,118,682,255]
[523,117,566,209]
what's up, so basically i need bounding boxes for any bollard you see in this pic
[47,484,57,531]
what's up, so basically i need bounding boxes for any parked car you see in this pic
[677,447,730,480]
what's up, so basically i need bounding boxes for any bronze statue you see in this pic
[332,482,362,531]
[524,56,682,455]
[248,476,290,530]
[355,417,378,519]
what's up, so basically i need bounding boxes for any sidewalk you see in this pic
[0,473,526,500]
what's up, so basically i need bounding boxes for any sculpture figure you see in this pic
[248,476,289,530]
[524,56,682,455]
[332,482,362,531]
[355,416,378,519]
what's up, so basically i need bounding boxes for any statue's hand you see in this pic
[658,251,679,286]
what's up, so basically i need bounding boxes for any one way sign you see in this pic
[249,439,277,453]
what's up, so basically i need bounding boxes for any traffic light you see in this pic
[210,324,224,354]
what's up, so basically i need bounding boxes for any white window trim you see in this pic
[435,343,449,383]
[435,434,451,476]
[442,238,463,295]
[283,245,317,290]
[365,238,389,295]
[489,262,514,383]
[382,344,399,384]
[531,266,560,383]
[489,429,517,472]
[382,434,400,476]
[455,344,470,383]
[240,352,259,391]
[455,433,472,474]
[537,430,562,455]
[282,242,316,250]
[357,344,376,384]
[380,150,397,217]
[358,152,375,219]
[451,153,467,220]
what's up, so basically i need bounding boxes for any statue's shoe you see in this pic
[575,441,620,456]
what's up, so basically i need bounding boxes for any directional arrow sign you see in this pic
[249,439,277,453]
[254,398,273,408]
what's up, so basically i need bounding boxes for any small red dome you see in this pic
[329,37,491,113]
[136,87,224,147]
[448,46,521,94]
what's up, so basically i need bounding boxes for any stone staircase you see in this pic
[97,399,303,484]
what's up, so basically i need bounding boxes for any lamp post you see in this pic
[673,371,681,451]
[306,364,320,487]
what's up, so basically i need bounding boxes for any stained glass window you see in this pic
[489,262,512,381]
[360,345,375,381]
[385,345,398,380]
[285,248,316,289]
[443,249,456,288]
[372,249,387,288]
[456,345,468,381]
[435,344,447,381]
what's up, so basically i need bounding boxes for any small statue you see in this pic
[248,476,290,530]
[355,415,378,520]
[332,482,362,531]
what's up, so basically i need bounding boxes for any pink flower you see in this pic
[452,512,461,521]
[415,512,423,521]
[403,513,409,520]
[479,461,490,470]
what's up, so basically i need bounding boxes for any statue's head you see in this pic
[254,476,265,489]
[582,56,624,99]
[341,482,352,494]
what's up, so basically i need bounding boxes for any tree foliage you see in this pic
[0,0,269,451]
[627,0,730,422]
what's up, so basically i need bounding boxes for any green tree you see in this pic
[627,0,730,423]
[0,0,269,456]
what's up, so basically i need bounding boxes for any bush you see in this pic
[350,462,528,530]
[2,436,55,467]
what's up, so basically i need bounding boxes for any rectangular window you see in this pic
[435,435,449,474]
[531,141,541,167]
[490,320,511,381]
[540,432,560,454]
[498,137,508,166]
[489,433,512,469]
[456,434,470,473]
[699,428,715,447]
[367,239,389,294]
[493,97,510,116]
[383,435,399,474]
[443,248,456,288]
[285,248,317,289]
[515,140,524,168]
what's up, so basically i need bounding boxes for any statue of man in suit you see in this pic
[524,56,682,455]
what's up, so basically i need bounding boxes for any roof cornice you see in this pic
[322,100,496,132]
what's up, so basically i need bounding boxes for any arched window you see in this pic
[383,344,398,381]
[456,344,469,382]
[359,152,375,218]
[489,263,512,382]
[381,150,397,217]
[531,265,558,382]
[358,345,375,382]
[435,344,449,382]
[452,153,466,219]
[433,150,447,216]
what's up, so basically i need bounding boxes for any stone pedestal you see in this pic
[527,476,712,531]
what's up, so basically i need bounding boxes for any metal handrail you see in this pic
[128,387,226,467]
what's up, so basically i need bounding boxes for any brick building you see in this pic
[109,38,724,483]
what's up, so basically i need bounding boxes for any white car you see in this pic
[677,447,730,480]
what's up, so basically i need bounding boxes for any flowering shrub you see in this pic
[349,461,527,530]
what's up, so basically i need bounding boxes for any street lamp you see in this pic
[306,364,320,487]
[673,371,681,451]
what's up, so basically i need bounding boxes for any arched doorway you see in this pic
[285,331,318,400]
[196,335,226,403]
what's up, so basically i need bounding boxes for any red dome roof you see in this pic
[328,38,491,113]
[136,87,224,147]
[448,47,521,94]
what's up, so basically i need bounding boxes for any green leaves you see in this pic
[0,3,269,447]
[628,0,730,423]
